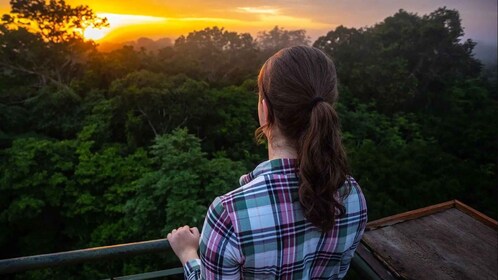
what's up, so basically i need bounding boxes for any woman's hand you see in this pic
[167,225,201,265]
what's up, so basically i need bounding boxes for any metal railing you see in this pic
[0,239,381,279]
[0,239,183,279]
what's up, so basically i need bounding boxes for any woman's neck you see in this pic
[268,137,298,160]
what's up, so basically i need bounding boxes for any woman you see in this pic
[167,46,367,279]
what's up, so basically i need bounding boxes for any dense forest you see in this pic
[0,0,496,279]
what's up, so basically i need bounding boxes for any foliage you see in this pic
[167,26,259,84]
[257,25,310,53]
[125,128,245,240]
[0,0,108,89]
[3,0,108,43]
[314,8,481,114]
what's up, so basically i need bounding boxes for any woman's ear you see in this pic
[258,98,269,127]
[261,98,269,124]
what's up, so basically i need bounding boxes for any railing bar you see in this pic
[0,239,171,275]
[103,267,184,280]
[1,238,379,280]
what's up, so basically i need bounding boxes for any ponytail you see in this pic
[297,102,349,231]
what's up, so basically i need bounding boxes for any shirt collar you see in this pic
[239,158,298,186]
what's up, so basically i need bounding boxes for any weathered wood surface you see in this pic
[363,208,498,280]
[355,242,398,280]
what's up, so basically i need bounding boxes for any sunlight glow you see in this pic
[77,7,331,43]
[237,7,279,15]
[84,28,108,41]
[84,13,167,41]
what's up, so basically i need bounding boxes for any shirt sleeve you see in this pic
[184,259,201,280]
[183,196,243,280]
[338,185,368,279]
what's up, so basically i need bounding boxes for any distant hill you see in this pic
[474,42,497,81]
[97,37,173,52]
[474,41,497,66]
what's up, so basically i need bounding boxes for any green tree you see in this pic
[4,0,108,43]
[168,26,259,84]
[315,8,481,114]
[257,26,310,51]
[0,137,77,258]
[125,129,245,269]
[0,0,108,89]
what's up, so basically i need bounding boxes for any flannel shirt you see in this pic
[184,158,367,279]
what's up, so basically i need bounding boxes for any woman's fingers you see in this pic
[167,225,201,244]
[190,227,200,237]
[167,225,194,239]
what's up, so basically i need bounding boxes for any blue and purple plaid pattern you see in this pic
[184,158,367,279]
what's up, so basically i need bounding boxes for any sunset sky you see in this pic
[0,0,496,46]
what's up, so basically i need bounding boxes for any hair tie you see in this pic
[310,96,325,109]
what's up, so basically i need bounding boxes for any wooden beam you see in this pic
[454,200,498,230]
[366,200,455,230]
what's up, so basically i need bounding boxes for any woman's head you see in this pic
[257,45,349,231]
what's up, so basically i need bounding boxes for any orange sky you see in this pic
[0,0,496,46]
[75,1,335,42]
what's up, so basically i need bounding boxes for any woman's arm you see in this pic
[168,197,243,280]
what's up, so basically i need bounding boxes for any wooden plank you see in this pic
[363,208,498,280]
[397,209,496,279]
[356,242,399,280]
[366,200,455,230]
[363,226,418,280]
[454,200,498,230]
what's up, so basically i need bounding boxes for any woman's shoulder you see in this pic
[220,175,268,202]
[206,176,273,234]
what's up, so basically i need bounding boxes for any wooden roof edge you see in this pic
[366,200,454,230]
[366,200,498,231]
[454,200,498,230]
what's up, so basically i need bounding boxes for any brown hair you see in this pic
[256,46,350,231]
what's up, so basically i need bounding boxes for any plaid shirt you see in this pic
[184,158,367,279]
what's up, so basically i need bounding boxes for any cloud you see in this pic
[100,13,167,26]
[237,7,279,15]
